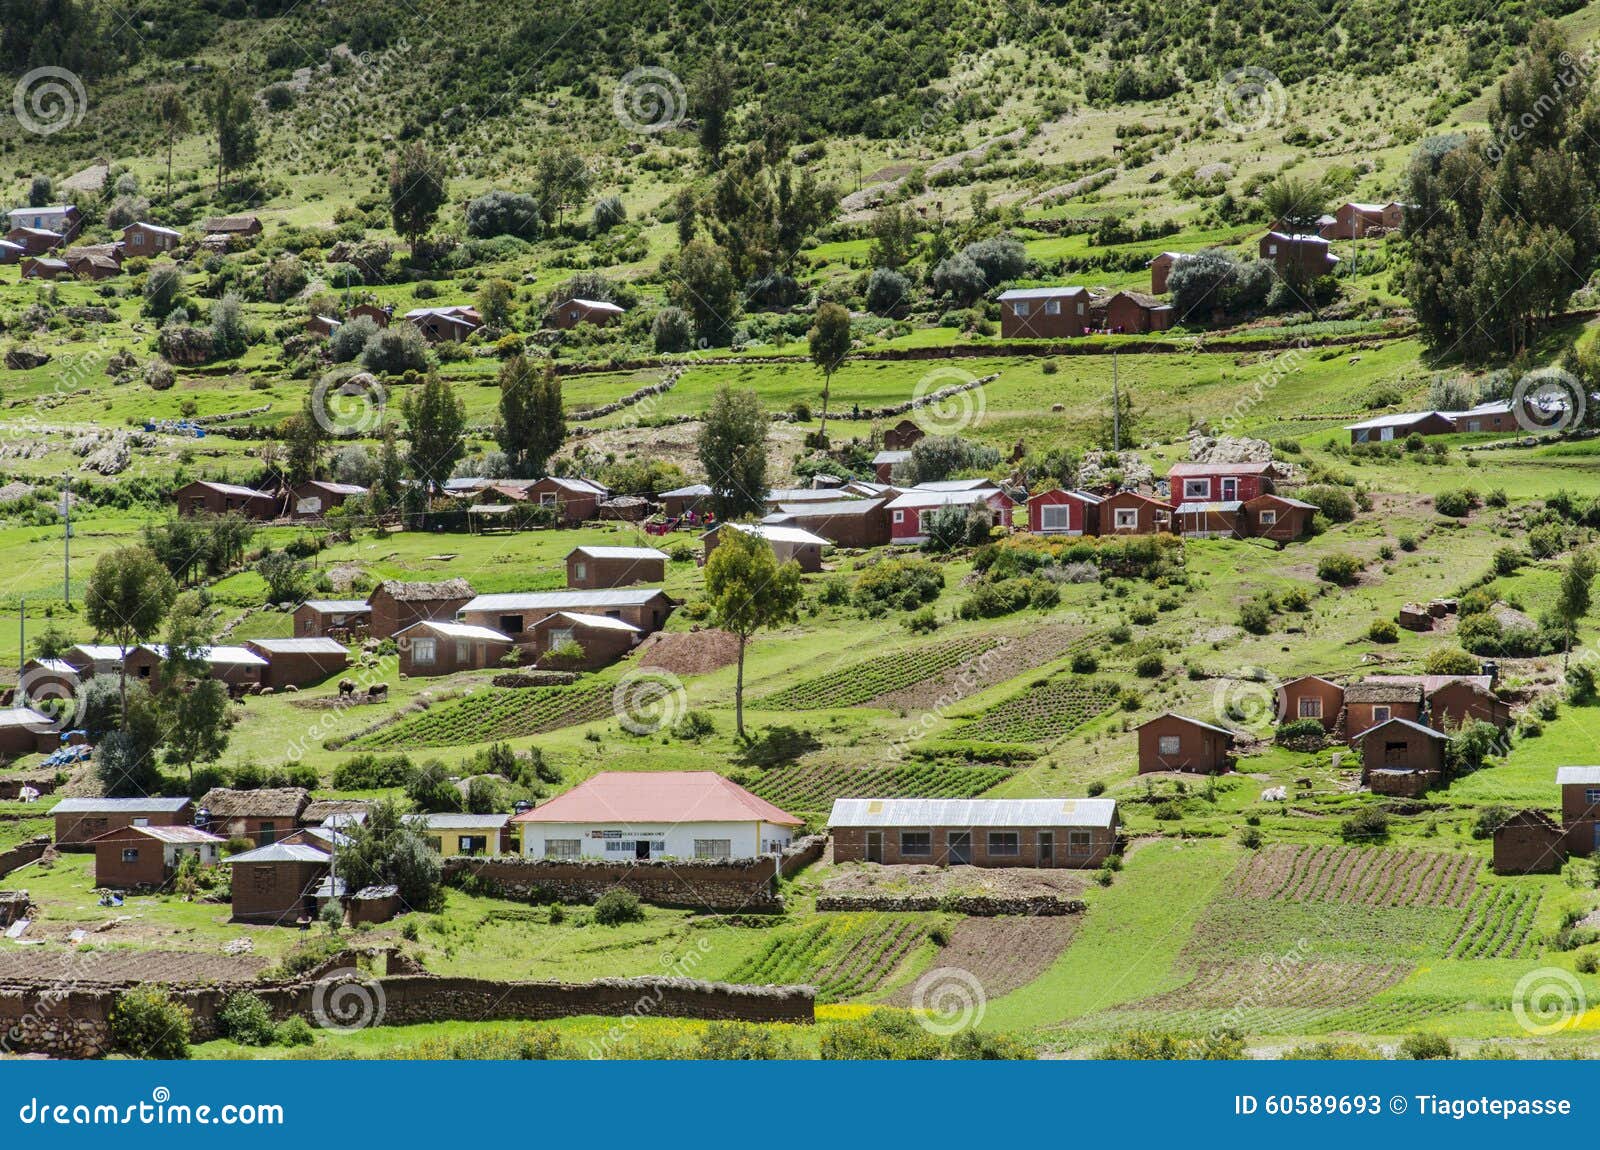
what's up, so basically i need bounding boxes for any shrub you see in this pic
[275,1015,315,1047]
[1492,545,1525,576]
[1528,523,1566,559]
[865,267,912,316]
[110,987,192,1059]
[1086,781,1106,797]
[671,710,716,741]
[1367,618,1399,643]
[1568,663,1598,704]
[820,1009,942,1060]
[592,195,627,232]
[362,324,430,374]
[1071,651,1099,673]
[1275,717,1326,748]
[1316,553,1362,585]
[1433,488,1478,517]
[593,888,644,926]
[1096,1029,1245,1060]
[1399,1031,1454,1060]
[1339,806,1390,843]
[1297,484,1356,523]
[694,1021,787,1059]
[1577,952,1600,975]
[1398,532,1418,552]
[651,307,694,353]
[1239,826,1264,850]
[905,606,939,633]
[1238,599,1272,635]
[854,558,944,612]
[466,190,542,240]
[218,992,278,1047]
[1133,652,1165,677]
[1471,805,1515,840]
[1422,647,1479,676]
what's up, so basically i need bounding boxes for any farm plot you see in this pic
[885,916,1081,1005]
[948,677,1121,746]
[349,685,616,750]
[1228,844,1481,909]
[743,762,1012,811]
[756,636,1001,711]
[1447,886,1540,959]
[726,913,928,1002]
[869,623,1093,712]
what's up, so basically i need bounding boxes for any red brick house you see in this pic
[404,305,481,342]
[348,302,394,327]
[1320,201,1405,240]
[293,599,371,638]
[764,499,892,548]
[198,787,310,846]
[173,480,281,520]
[1357,674,1509,732]
[6,227,65,256]
[396,619,515,676]
[1101,290,1175,334]
[527,476,608,525]
[6,204,79,243]
[52,796,195,848]
[528,612,642,670]
[1136,713,1235,774]
[829,797,1119,868]
[226,842,329,925]
[0,707,54,757]
[1558,766,1600,856]
[126,644,267,692]
[121,221,182,254]
[566,545,668,588]
[872,450,911,482]
[1028,488,1103,536]
[997,287,1090,339]
[1148,251,1192,295]
[1358,717,1448,796]
[1492,809,1566,875]
[367,579,475,639]
[202,215,262,239]
[703,522,830,572]
[19,256,71,280]
[244,638,350,688]
[1276,675,1344,732]
[1097,490,1171,535]
[1343,681,1424,740]
[1243,493,1316,541]
[63,246,121,280]
[290,480,367,517]
[1259,231,1339,279]
[550,297,625,328]
[1445,401,1524,434]
[91,825,223,889]
[659,483,711,518]
[1166,461,1278,508]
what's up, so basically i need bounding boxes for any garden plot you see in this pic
[1228,844,1481,909]
[885,916,1080,1005]
[1447,886,1540,959]
[819,862,1089,901]
[725,913,927,1002]
[349,685,616,749]
[756,636,1001,711]
[869,624,1094,713]
[948,677,1121,746]
[0,949,269,986]
[744,762,1012,812]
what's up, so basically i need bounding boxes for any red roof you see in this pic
[1167,461,1277,478]
[512,771,802,827]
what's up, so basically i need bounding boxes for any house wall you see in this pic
[445,855,787,911]
[1493,819,1566,874]
[566,554,666,588]
[212,815,298,847]
[368,589,473,639]
[527,619,636,670]
[1278,679,1344,730]
[1348,413,1455,444]
[1168,471,1270,507]
[1345,701,1422,738]
[173,482,278,519]
[1358,726,1445,779]
[293,604,369,638]
[398,633,513,677]
[999,294,1088,339]
[419,826,511,857]
[527,479,600,525]
[1247,500,1312,541]
[1103,295,1174,334]
[1174,507,1241,538]
[1562,783,1600,856]
[1449,410,1522,434]
[246,644,349,689]
[518,820,792,860]
[1137,717,1231,774]
[831,823,1115,868]
[54,805,192,848]
[92,836,169,888]
[1029,491,1096,536]
[1150,254,1179,294]
[231,859,327,924]
[1428,682,1511,731]
[123,223,178,253]
[771,508,891,548]
[459,596,671,640]
[1098,492,1169,535]
[883,421,924,450]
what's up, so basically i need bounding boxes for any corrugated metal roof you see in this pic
[539,611,642,632]
[710,522,831,546]
[1556,766,1600,785]
[399,620,512,642]
[567,545,669,561]
[659,483,712,497]
[300,599,371,613]
[998,286,1087,301]
[226,843,330,864]
[51,797,193,814]
[886,489,994,510]
[1175,501,1243,514]
[1343,411,1449,430]
[828,797,1118,829]
[461,588,667,612]
[0,707,51,729]
[406,813,511,830]
[244,638,349,654]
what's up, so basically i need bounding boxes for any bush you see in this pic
[1367,618,1399,643]
[1400,1031,1454,1060]
[218,991,278,1047]
[275,1015,315,1047]
[694,1021,788,1059]
[1433,488,1478,517]
[329,315,379,362]
[466,190,542,240]
[1340,806,1390,843]
[593,888,644,926]
[1297,484,1356,523]
[1071,651,1098,673]
[821,1009,943,1060]
[865,267,912,316]
[1239,826,1264,850]
[1133,652,1165,677]
[1238,599,1273,635]
[592,195,626,233]
[110,987,192,1059]
[1398,532,1418,552]
[1471,805,1515,840]
[1422,647,1479,676]
[362,324,430,374]
[671,710,716,741]
[905,606,939,633]
[854,557,944,612]
[1275,717,1326,748]
[1316,553,1362,585]
[651,307,694,353]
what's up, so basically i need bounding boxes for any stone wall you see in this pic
[0,975,814,1058]
[815,894,1085,916]
[0,835,48,879]
[779,835,827,878]
[442,855,783,911]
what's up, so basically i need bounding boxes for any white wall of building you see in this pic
[520,820,793,860]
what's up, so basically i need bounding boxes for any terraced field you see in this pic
[756,636,1002,710]
[726,913,928,1002]
[348,685,616,750]
[1228,844,1481,909]
[948,677,1122,746]
[743,762,1013,812]
[1447,886,1541,959]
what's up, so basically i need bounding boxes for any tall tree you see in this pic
[704,526,803,738]
[208,77,257,194]
[1557,549,1597,670]
[157,593,231,783]
[807,302,852,443]
[666,236,739,346]
[83,545,178,711]
[868,204,920,270]
[692,55,736,164]
[497,354,565,478]
[388,141,449,247]
[373,423,405,512]
[155,86,189,204]
[401,372,467,498]
[533,147,591,229]
[697,387,768,521]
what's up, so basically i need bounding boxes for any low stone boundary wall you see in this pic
[779,836,826,878]
[0,975,815,1059]
[0,835,48,879]
[441,855,783,911]
[815,894,1085,916]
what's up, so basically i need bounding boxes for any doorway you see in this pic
[865,832,883,863]
[948,831,972,865]
[634,840,652,860]
[1038,832,1055,868]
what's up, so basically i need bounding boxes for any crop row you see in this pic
[1229,845,1480,909]
[1449,887,1540,959]
[744,762,1012,811]
[727,914,927,1001]
[351,685,616,749]
[756,636,1001,711]
[950,677,1121,745]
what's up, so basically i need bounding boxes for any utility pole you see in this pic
[17,599,23,681]
[61,473,70,605]
[1111,351,1121,453]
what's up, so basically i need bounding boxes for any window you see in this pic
[1183,478,1211,500]
[1068,831,1092,856]
[694,839,732,859]
[1298,697,1323,719]
[574,562,588,581]
[498,615,523,635]
[1013,301,1031,317]
[458,835,488,856]
[917,509,932,533]
[1268,242,1279,256]
[1158,734,1182,755]
[121,848,139,863]
[899,831,932,856]
[550,628,575,648]
[1041,504,1070,531]
[893,510,905,524]
[987,832,1020,856]
[412,637,437,665]
[258,822,277,845]
[132,817,149,827]
[455,640,471,663]
[544,838,581,859]
[1259,510,1278,525]
[1586,788,1600,805]
[1045,299,1061,315]
[1372,705,1390,723]
[132,232,143,246]
[426,836,443,854]
[539,492,557,506]
[1383,740,1408,766]
[1115,508,1138,529]
[1075,301,1085,316]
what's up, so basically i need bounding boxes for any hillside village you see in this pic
[8,1,1600,1063]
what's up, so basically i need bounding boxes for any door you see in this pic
[865,831,883,863]
[1220,478,1237,501]
[948,831,972,865]
[1038,832,1055,868]
[634,840,651,860]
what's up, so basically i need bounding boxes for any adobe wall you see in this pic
[441,855,784,911]
[0,835,49,879]
[814,894,1086,916]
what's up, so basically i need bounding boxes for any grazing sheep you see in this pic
[338,678,357,696]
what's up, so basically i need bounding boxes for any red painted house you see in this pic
[1165,461,1278,508]
[1028,488,1103,536]
[885,485,1011,544]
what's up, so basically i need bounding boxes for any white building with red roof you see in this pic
[512,770,802,860]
